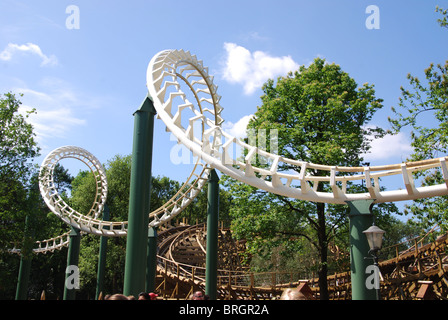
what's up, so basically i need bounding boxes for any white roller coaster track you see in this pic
[14,49,448,255]
[147,49,448,205]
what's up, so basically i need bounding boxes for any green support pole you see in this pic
[205,169,219,300]
[146,227,158,293]
[123,95,156,297]
[347,200,376,300]
[63,226,81,300]
[15,254,32,300]
[15,215,33,300]
[95,206,109,300]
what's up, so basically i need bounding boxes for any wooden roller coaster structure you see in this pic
[155,222,292,300]
[153,222,448,300]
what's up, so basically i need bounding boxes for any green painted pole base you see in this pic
[123,95,156,297]
[146,227,158,293]
[15,255,32,300]
[205,169,219,300]
[15,215,33,300]
[63,226,81,300]
[347,200,376,300]
[96,206,109,300]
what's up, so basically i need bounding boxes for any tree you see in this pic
[0,92,40,182]
[388,7,448,232]
[223,176,316,271]
[70,154,132,296]
[0,93,40,250]
[70,154,189,296]
[436,6,448,29]
[0,164,73,299]
[227,58,390,299]
[178,182,232,226]
[25,168,73,300]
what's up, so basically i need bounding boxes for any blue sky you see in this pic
[1,1,447,208]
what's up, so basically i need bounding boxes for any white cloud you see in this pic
[14,80,87,148]
[363,132,414,162]
[0,42,58,66]
[221,43,300,95]
[222,114,254,138]
[221,119,414,163]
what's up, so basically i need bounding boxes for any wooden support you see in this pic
[297,280,315,300]
[152,221,448,300]
[416,281,436,300]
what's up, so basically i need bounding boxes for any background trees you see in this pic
[0,93,45,298]
[389,7,448,232]
[224,57,397,299]
[69,155,181,297]
[0,92,40,250]
[67,154,232,298]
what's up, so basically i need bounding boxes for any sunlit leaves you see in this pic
[0,92,40,182]
[253,58,385,169]
[389,9,448,231]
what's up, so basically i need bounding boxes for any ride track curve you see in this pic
[15,49,448,255]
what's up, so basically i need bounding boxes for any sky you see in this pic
[1,1,447,213]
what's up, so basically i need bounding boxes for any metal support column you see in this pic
[347,199,376,300]
[123,95,156,297]
[146,227,158,293]
[15,215,33,300]
[63,226,81,300]
[205,169,219,300]
[95,205,109,299]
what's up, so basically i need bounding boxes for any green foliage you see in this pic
[0,92,40,182]
[0,176,29,250]
[70,154,204,297]
[0,252,20,299]
[226,58,391,299]
[389,61,448,160]
[70,154,130,297]
[26,248,67,300]
[389,10,448,232]
[254,58,385,168]
[0,92,65,299]
[23,170,73,299]
[0,170,72,299]
[178,181,233,226]
[0,92,41,250]
[377,216,425,261]
[104,155,132,221]
[436,6,448,29]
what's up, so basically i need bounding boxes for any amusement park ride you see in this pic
[10,50,448,300]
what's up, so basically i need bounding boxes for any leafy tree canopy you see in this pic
[0,93,40,182]
[226,57,393,299]
[389,6,448,232]
[0,92,40,249]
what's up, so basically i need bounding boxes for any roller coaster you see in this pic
[10,49,448,300]
[153,222,448,300]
